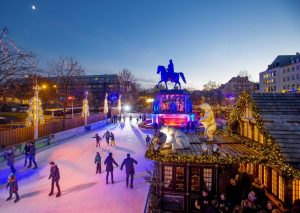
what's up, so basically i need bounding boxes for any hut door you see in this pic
[190,167,214,193]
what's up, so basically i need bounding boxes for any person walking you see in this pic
[48,161,61,197]
[95,152,101,174]
[123,116,126,123]
[104,153,118,184]
[4,150,16,173]
[103,130,110,145]
[23,142,31,167]
[93,133,102,147]
[28,142,37,169]
[136,117,139,124]
[129,115,132,123]
[6,173,20,203]
[110,132,116,146]
[145,135,151,147]
[120,153,138,188]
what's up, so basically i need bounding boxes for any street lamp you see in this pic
[68,96,75,119]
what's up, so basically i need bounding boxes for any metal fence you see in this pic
[0,114,105,147]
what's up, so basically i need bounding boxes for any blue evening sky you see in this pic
[1,0,300,89]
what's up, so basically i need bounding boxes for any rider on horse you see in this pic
[167,59,175,82]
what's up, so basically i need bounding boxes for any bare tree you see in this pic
[48,56,85,129]
[118,69,140,104]
[203,81,220,104]
[0,27,36,84]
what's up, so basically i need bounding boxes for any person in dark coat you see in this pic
[28,142,37,169]
[48,161,61,197]
[195,190,212,212]
[23,142,31,167]
[95,152,101,174]
[218,193,229,213]
[4,150,16,173]
[249,178,266,208]
[93,133,102,147]
[225,178,239,211]
[129,115,132,123]
[145,135,151,147]
[103,130,110,145]
[6,173,20,203]
[205,199,220,213]
[120,153,138,188]
[110,132,116,146]
[104,153,118,184]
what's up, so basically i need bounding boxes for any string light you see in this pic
[26,85,45,127]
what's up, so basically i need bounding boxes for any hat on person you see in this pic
[8,173,15,178]
[248,191,257,202]
[127,153,130,157]
[49,161,55,165]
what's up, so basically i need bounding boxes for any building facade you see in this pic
[259,53,300,93]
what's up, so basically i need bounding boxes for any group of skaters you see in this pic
[94,152,138,188]
[194,167,285,213]
[3,161,61,203]
[92,130,117,147]
[2,141,38,174]
[110,114,147,124]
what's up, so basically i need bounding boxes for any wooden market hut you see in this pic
[145,92,300,212]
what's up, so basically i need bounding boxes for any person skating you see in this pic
[48,161,61,197]
[129,115,132,123]
[145,135,151,147]
[120,153,138,188]
[103,130,110,145]
[93,133,102,147]
[6,173,20,203]
[95,152,101,174]
[123,116,126,123]
[104,153,118,184]
[28,142,37,169]
[23,142,31,167]
[136,117,139,124]
[4,150,16,173]
[110,132,116,146]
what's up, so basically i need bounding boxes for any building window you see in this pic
[292,75,295,80]
[293,180,300,202]
[274,86,276,91]
[287,76,290,81]
[272,170,278,196]
[259,133,264,144]
[163,166,173,189]
[283,77,286,82]
[292,67,295,71]
[287,68,290,72]
[175,167,185,191]
[246,163,254,175]
[263,166,268,187]
[191,168,200,191]
[203,168,213,191]
[279,175,285,202]
[254,126,259,142]
[283,69,286,73]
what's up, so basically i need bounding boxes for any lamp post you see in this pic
[68,96,75,119]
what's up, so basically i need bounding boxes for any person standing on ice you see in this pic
[28,142,38,169]
[129,115,132,123]
[4,150,16,173]
[103,130,110,145]
[120,153,138,188]
[93,133,102,147]
[23,142,31,167]
[6,173,20,203]
[110,132,116,146]
[95,152,101,174]
[145,135,151,147]
[48,161,61,197]
[104,153,118,184]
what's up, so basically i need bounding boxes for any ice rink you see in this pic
[0,119,153,213]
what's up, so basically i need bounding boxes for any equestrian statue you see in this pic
[157,59,187,90]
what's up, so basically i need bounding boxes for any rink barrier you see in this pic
[0,119,107,165]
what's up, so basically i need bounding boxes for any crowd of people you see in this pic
[193,166,286,213]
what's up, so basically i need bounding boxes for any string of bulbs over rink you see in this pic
[0,117,152,213]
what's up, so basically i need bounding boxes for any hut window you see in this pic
[191,168,200,192]
[278,175,285,202]
[175,167,185,191]
[203,168,213,191]
[243,122,248,137]
[272,170,278,196]
[263,166,268,187]
[247,124,253,140]
[246,163,254,175]
[259,133,264,144]
[163,166,173,189]
[258,165,263,182]
[254,126,259,142]
[293,180,300,202]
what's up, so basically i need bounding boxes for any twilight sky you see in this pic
[1,0,300,89]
